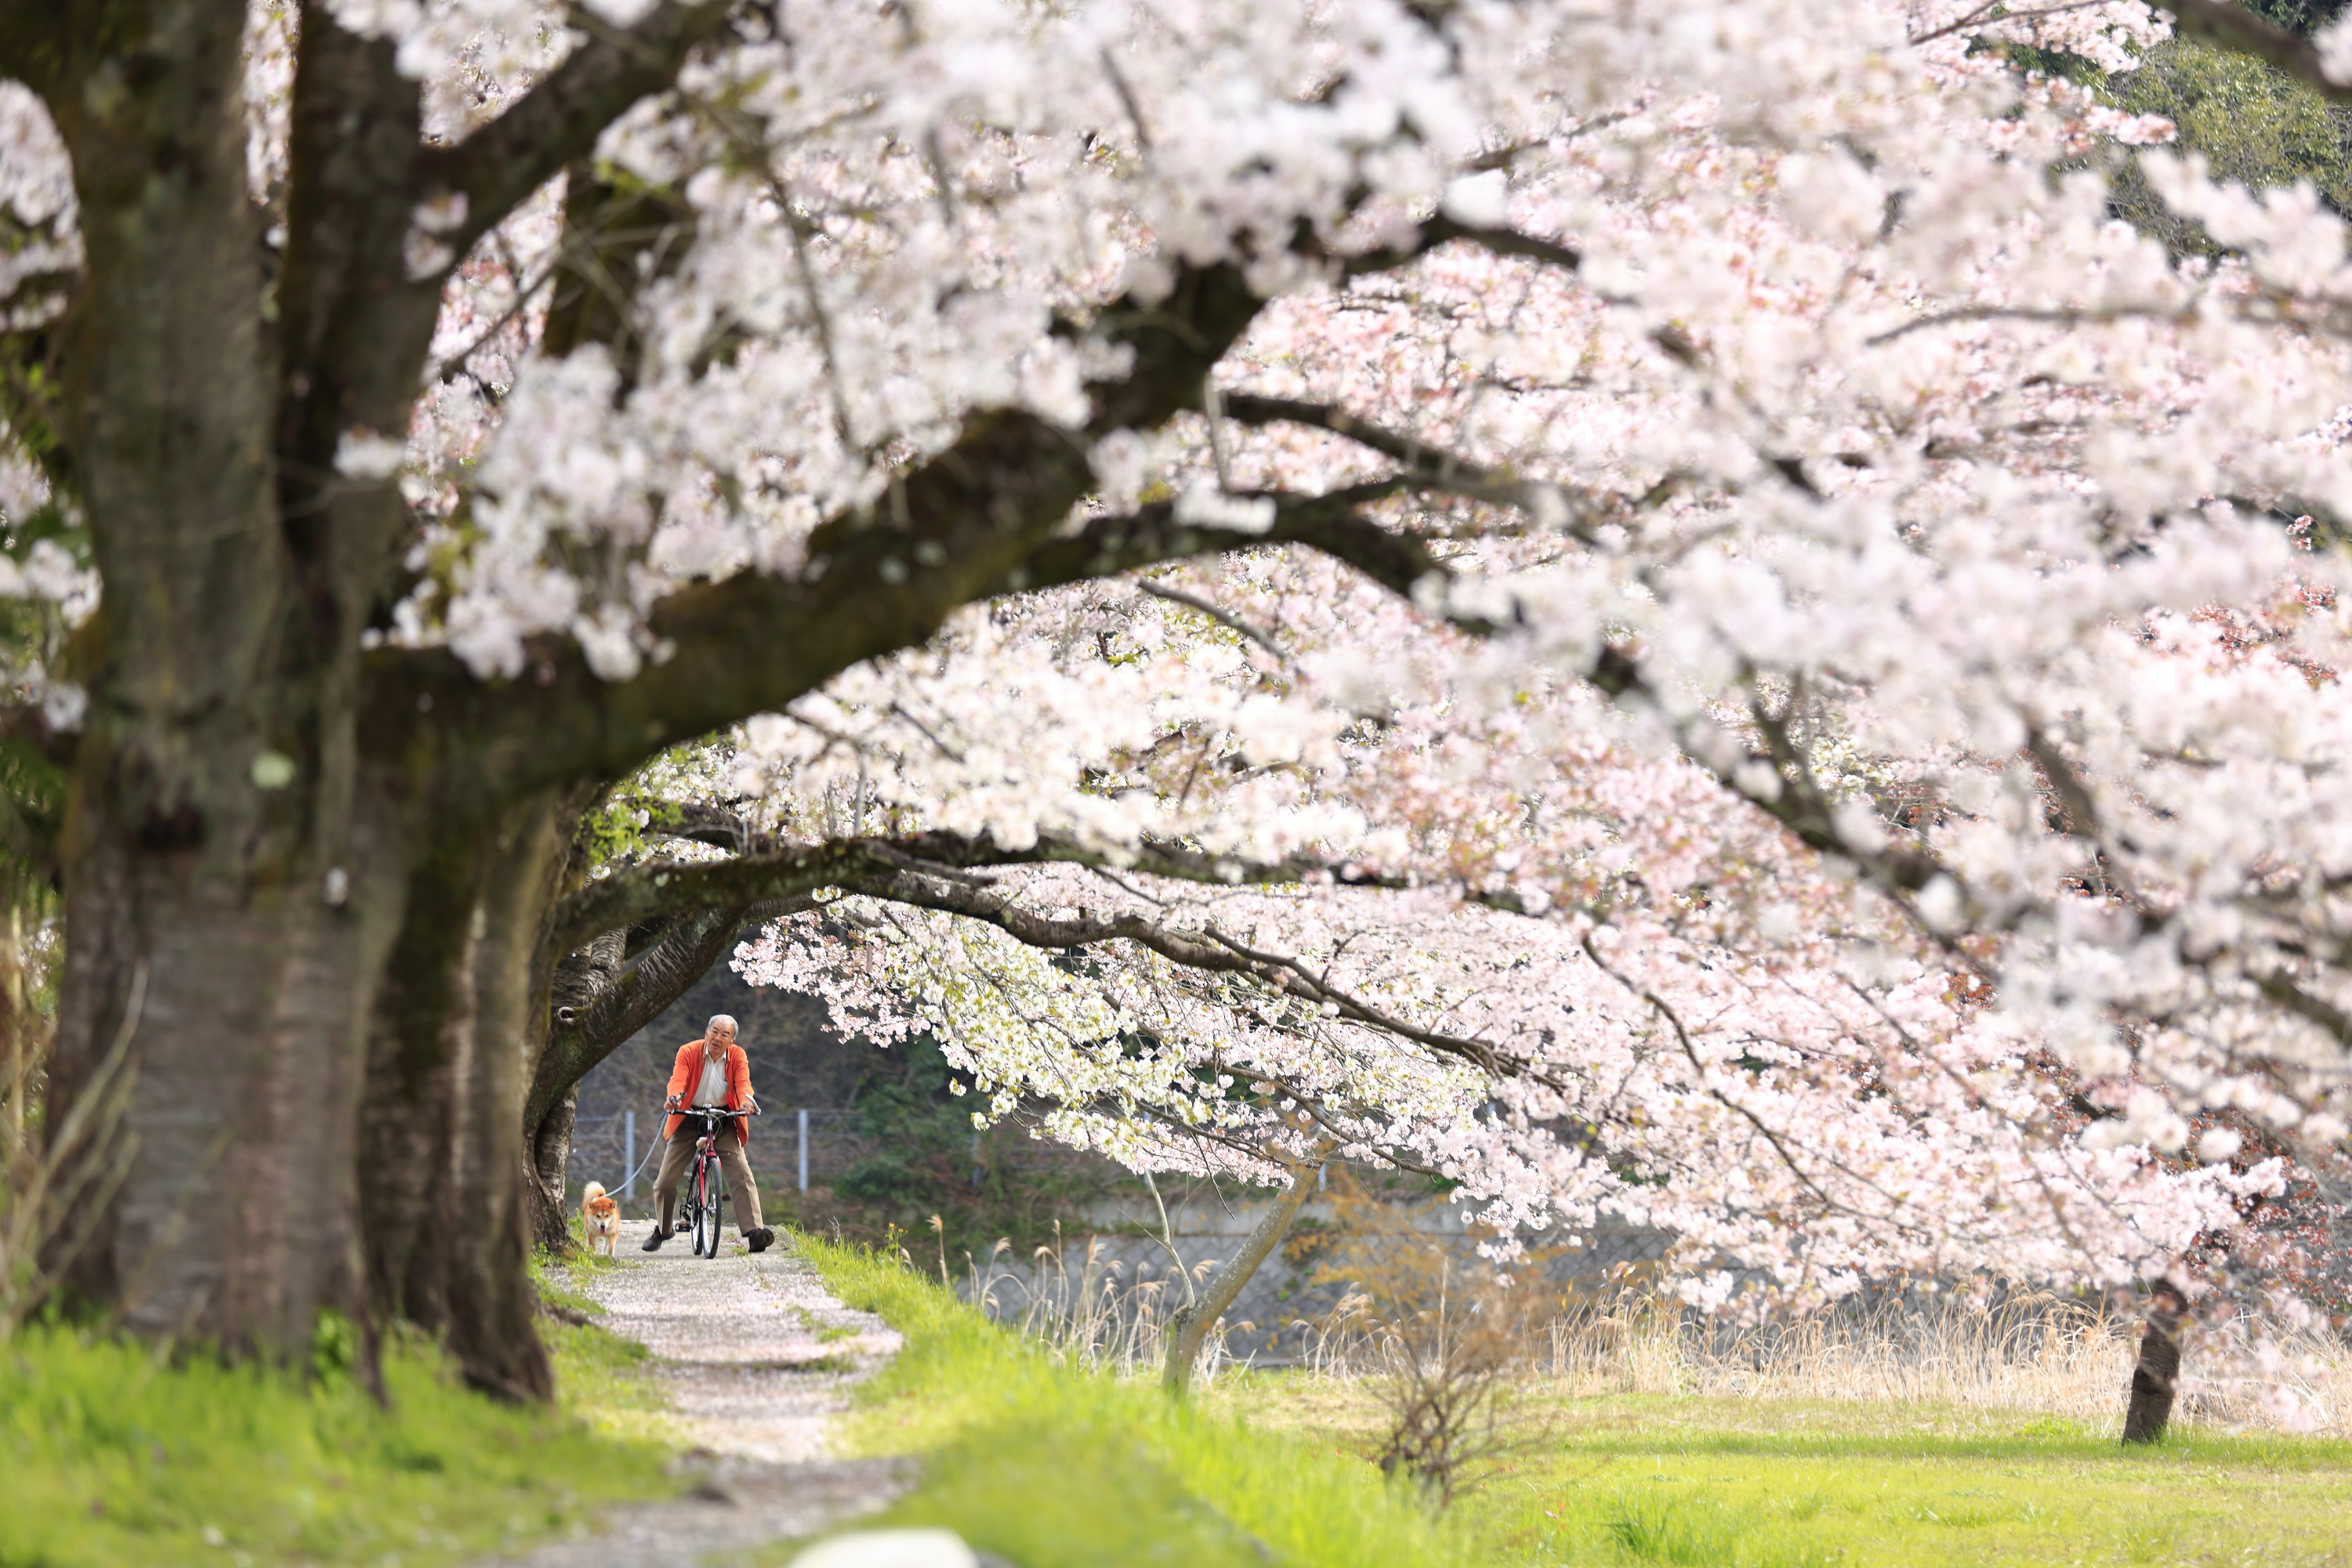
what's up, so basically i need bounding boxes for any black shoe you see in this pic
[640,1229,669,1252]
[745,1227,775,1254]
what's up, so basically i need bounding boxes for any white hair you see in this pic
[707,1014,737,1036]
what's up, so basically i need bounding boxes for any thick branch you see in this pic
[376,488,1461,832]
[2155,2,2352,105]
[2024,727,2101,839]
[1021,487,1460,607]
[2256,972,2352,1045]
[1328,215,1584,279]
[274,11,448,561]
[422,2,736,259]
[647,800,756,853]
[368,216,1588,810]
[364,259,1269,805]
[552,842,889,954]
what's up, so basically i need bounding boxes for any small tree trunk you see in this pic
[527,1084,581,1255]
[2122,1286,2187,1444]
[524,929,627,1255]
[1162,1153,1325,1396]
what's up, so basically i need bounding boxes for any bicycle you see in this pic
[671,1103,758,1258]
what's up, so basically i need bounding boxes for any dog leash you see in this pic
[599,1101,745,1202]
[610,1135,661,1197]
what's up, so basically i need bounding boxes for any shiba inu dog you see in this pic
[582,1181,622,1258]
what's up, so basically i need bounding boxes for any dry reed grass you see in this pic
[961,1227,1236,1383]
[1379,1284,2352,1438]
[956,1226,2352,1439]
[0,917,133,1339]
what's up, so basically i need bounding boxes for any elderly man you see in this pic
[641,1013,777,1253]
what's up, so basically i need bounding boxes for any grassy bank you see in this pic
[791,1232,2352,1567]
[0,1267,672,1568]
[1206,1377,2352,1567]
[792,1232,1475,1568]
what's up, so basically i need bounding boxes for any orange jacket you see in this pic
[664,1038,755,1147]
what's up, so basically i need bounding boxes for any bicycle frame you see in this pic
[672,1105,754,1258]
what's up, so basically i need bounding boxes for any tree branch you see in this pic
[274,10,448,546]
[646,800,756,853]
[839,866,1537,1081]
[551,827,1408,954]
[552,842,886,955]
[1218,393,1607,538]
[1326,215,1584,280]
[2155,1,2352,105]
[369,223,1589,810]
[420,2,736,259]
[1136,581,1290,659]
[366,258,1263,801]
[2256,972,2352,1046]
[1575,658,1953,905]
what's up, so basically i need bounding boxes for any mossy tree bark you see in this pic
[357,787,597,1401]
[38,7,438,1354]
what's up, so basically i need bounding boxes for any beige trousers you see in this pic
[654,1124,764,1234]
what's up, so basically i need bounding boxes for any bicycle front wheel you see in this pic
[690,1161,714,1257]
[701,1161,727,1261]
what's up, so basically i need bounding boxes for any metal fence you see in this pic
[957,1204,1678,1362]
[566,1107,876,1213]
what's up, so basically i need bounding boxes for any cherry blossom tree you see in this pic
[5,0,2352,1422]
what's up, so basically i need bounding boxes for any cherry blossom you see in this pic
[8,0,2352,1356]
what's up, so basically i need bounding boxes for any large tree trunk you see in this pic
[42,7,426,1360]
[51,795,412,1351]
[358,789,593,1401]
[2122,1286,2187,1444]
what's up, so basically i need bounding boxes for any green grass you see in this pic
[0,1262,676,1568]
[1204,1378,2352,1567]
[530,1246,685,1447]
[791,1231,1476,1568]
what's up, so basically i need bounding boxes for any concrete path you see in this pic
[482,1219,914,1568]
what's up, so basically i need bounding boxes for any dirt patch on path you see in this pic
[482,1219,912,1567]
